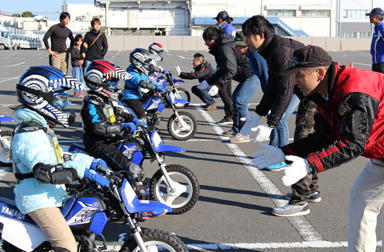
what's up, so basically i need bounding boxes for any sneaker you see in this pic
[287,191,322,203]
[206,105,217,111]
[272,203,310,217]
[217,116,233,126]
[230,133,250,144]
[223,128,236,137]
[265,161,289,171]
[75,93,85,98]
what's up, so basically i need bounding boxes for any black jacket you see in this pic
[81,92,133,144]
[256,35,305,127]
[81,30,108,60]
[206,33,254,87]
[179,61,214,83]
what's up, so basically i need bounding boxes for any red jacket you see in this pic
[283,62,384,173]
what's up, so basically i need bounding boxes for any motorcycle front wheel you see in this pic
[120,228,188,252]
[167,111,197,141]
[150,164,200,214]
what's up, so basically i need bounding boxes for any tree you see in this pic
[21,11,35,17]
[12,13,21,17]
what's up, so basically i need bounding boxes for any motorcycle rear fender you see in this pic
[0,215,47,252]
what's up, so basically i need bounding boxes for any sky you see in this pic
[0,0,94,20]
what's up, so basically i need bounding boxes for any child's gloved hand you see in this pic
[133,118,148,127]
[89,158,107,171]
[84,169,110,188]
[121,122,137,133]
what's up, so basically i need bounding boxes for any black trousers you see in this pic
[372,63,384,73]
[122,99,146,119]
[218,82,233,117]
[84,138,132,172]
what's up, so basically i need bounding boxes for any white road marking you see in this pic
[111,50,121,59]
[354,62,371,66]
[192,104,324,241]
[101,240,382,250]
[5,61,25,68]
[0,77,18,83]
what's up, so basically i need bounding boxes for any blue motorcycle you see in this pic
[137,72,197,141]
[67,125,200,215]
[149,72,190,109]
[0,170,188,252]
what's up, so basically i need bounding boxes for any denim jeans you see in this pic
[232,75,260,132]
[72,66,84,94]
[191,81,215,105]
[269,94,300,147]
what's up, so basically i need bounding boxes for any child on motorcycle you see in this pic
[13,66,110,252]
[81,60,146,194]
[122,48,165,121]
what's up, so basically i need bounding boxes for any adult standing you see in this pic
[366,8,384,73]
[81,18,108,69]
[43,12,74,74]
[202,26,253,126]
[214,10,237,37]
[240,16,316,217]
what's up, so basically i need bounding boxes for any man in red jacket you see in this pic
[252,45,384,251]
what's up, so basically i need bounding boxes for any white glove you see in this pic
[252,143,285,168]
[252,124,273,142]
[282,155,311,186]
[240,113,261,135]
[175,65,181,76]
[208,85,218,96]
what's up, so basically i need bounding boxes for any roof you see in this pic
[192,16,309,37]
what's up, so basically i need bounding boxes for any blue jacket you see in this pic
[223,23,237,37]
[12,108,94,214]
[123,65,158,100]
[247,50,269,92]
[371,21,384,64]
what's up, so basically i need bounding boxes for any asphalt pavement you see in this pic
[0,49,379,251]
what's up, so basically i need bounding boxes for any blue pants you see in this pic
[232,75,260,132]
[191,81,215,106]
[72,66,84,94]
[269,94,300,147]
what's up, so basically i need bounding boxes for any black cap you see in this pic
[366,8,384,16]
[282,45,333,76]
[214,10,229,20]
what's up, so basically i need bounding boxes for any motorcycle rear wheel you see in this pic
[120,228,188,252]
